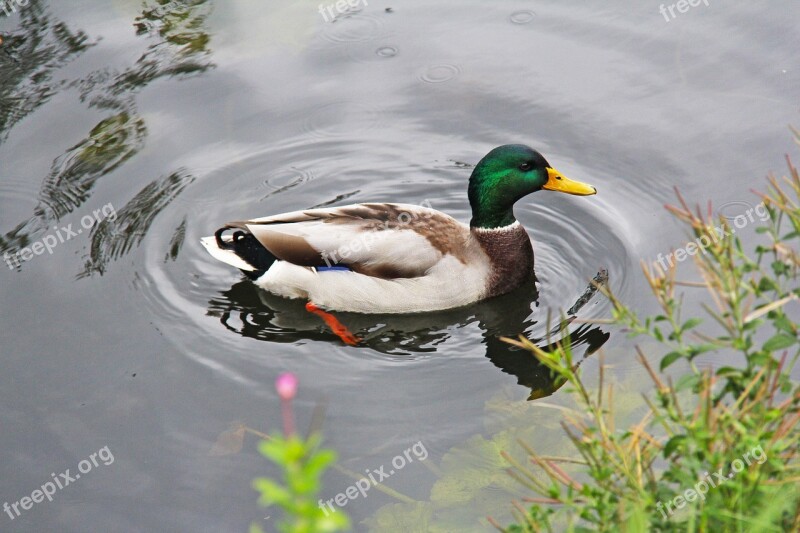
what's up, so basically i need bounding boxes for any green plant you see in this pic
[250,373,350,533]
[500,150,800,532]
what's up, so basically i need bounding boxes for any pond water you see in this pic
[1,1,797,531]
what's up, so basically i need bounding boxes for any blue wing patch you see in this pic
[316,265,352,272]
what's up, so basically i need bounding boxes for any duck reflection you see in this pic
[206,272,610,400]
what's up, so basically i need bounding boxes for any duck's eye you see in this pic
[518,162,533,171]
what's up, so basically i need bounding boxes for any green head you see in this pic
[468,144,596,229]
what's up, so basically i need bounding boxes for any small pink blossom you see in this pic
[275,372,298,401]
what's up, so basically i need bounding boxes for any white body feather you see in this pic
[257,247,490,313]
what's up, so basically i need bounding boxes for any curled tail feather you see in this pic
[201,226,277,279]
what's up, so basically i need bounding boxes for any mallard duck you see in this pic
[202,145,596,314]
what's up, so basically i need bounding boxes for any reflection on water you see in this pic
[119,0,214,93]
[40,113,147,218]
[0,1,95,142]
[207,271,609,400]
[80,170,195,277]
[0,0,212,272]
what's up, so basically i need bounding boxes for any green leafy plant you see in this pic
[250,373,350,533]
[500,148,800,532]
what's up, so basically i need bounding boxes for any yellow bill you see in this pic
[543,167,597,196]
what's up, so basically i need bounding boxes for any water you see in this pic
[1,1,797,531]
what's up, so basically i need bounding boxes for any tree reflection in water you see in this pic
[0,0,213,275]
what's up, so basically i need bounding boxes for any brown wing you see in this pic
[223,203,469,279]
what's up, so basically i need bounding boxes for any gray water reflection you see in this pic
[1,0,212,269]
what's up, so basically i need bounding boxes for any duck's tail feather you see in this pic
[201,225,277,280]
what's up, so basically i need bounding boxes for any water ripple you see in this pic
[320,13,385,43]
[509,10,536,24]
[261,166,316,198]
[375,45,398,58]
[717,200,755,220]
[418,64,460,84]
[301,102,382,138]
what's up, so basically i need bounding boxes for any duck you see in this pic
[201,144,596,314]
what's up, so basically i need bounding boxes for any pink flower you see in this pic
[275,373,298,401]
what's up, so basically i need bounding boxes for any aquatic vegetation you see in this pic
[500,147,800,532]
[361,342,622,532]
[363,403,561,532]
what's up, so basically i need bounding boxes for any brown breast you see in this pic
[472,223,535,298]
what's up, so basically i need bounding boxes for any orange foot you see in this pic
[305,302,361,346]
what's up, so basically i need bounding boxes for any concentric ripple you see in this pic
[262,166,316,197]
[509,10,536,24]
[301,102,383,139]
[717,200,756,220]
[320,13,385,43]
[133,133,633,387]
[418,64,460,84]
[375,45,398,58]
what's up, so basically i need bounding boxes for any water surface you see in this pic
[1,1,797,531]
